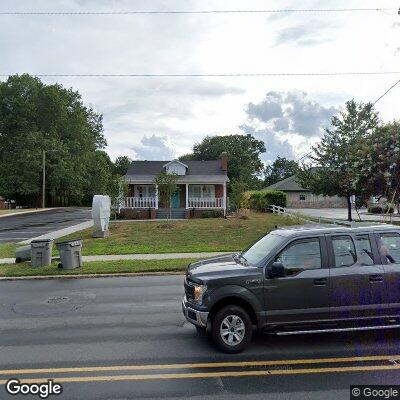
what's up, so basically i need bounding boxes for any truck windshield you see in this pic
[241,233,285,265]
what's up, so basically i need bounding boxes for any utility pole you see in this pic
[42,150,46,208]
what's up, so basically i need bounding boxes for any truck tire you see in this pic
[212,305,252,353]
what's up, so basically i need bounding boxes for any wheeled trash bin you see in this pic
[56,240,83,269]
[30,239,53,267]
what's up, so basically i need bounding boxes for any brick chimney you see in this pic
[220,152,228,172]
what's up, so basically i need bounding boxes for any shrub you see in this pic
[117,209,141,220]
[243,190,287,212]
[200,210,223,218]
[367,203,394,214]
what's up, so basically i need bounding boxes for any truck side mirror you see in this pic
[270,261,285,278]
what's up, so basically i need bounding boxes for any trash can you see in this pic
[30,239,53,267]
[56,240,83,269]
[15,245,31,263]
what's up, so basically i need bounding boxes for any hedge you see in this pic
[242,190,287,212]
[367,203,394,214]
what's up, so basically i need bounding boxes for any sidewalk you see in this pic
[0,208,55,219]
[0,251,233,265]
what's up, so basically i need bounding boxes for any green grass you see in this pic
[0,208,39,216]
[0,258,200,277]
[0,212,299,259]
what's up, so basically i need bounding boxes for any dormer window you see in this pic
[163,160,188,176]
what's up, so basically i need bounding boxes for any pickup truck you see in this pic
[182,224,400,353]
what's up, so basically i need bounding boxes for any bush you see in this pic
[367,203,394,214]
[200,210,224,218]
[117,209,141,220]
[243,190,287,212]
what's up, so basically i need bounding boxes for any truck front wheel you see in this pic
[211,305,252,353]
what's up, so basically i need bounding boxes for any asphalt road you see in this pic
[0,275,400,400]
[0,208,92,243]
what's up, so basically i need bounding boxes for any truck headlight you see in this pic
[193,284,207,304]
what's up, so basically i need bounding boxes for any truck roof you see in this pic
[273,223,399,237]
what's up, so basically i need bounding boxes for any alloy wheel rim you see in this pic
[220,314,245,346]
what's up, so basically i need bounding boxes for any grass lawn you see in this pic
[0,258,200,277]
[0,212,299,259]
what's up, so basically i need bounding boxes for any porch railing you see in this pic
[188,197,223,208]
[122,197,157,208]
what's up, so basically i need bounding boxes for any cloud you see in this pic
[130,134,175,160]
[245,90,337,138]
[274,21,337,47]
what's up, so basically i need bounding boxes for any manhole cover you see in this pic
[12,291,96,316]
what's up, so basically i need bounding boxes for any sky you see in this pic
[0,0,399,164]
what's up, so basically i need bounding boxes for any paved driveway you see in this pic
[288,208,400,222]
[0,207,92,243]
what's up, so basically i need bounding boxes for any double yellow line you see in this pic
[0,355,399,384]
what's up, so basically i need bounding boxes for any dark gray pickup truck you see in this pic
[182,224,400,353]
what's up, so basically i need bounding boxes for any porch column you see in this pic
[185,184,189,209]
[155,184,159,210]
[223,181,227,216]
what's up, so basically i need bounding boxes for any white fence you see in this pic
[123,197,157,208]
[188,197,223,208]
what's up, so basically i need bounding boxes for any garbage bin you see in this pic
[30,239,53,267]
[15,245,31,263]
[56,240,83,269]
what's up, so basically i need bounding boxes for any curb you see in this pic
[0,208,56,219]
[0,271,185,281]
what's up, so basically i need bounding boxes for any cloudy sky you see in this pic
[1,0,399,163]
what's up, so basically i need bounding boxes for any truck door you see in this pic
[264,236,331,325]
[328,233,387,320]
[375,231,400,316]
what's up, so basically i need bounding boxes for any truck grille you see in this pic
[184,277,195,301]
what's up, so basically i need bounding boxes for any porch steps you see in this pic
[156,208,186,219]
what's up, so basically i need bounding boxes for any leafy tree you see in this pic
[298,100,379,221]
[154,172,179,220]
[180,134,266,188]
[0,74,106,206]
[264,157,300,186]
[114,155,132,176]
[356,121,400,210]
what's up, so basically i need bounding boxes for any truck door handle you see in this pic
[369,274,383,283]
[314,278,327,286]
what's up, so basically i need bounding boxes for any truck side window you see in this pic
[355,235,374,266]
[332,236,357,267]
[276,238,321,274]
[378,233,400,264]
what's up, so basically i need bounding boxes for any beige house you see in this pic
[266,175,347,208]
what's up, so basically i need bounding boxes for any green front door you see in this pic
[171,192,180,208]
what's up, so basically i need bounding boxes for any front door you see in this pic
[327,233,387,320]
[171,191,180,208]
[264,236,331,325]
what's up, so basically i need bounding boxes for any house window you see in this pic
[299,194,306,201]
[189,185,215,198]
[135,185,155,198]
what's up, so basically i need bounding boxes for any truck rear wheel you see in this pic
[212,305,252,353]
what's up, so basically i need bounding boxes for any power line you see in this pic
[1,71,399,78]
[373,77,400,104]
[0,8,396,15]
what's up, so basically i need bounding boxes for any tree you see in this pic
[114,155,132,176]
[264,157,300,186]
[298,100,379,221]
[154,172,179,220]
[180,134,266,188]
[0,74,107,206]
[229,181,249,211]
[356,121,400,209]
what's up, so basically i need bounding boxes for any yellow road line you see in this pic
[0,354,399,375]
[0,364,399,384]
